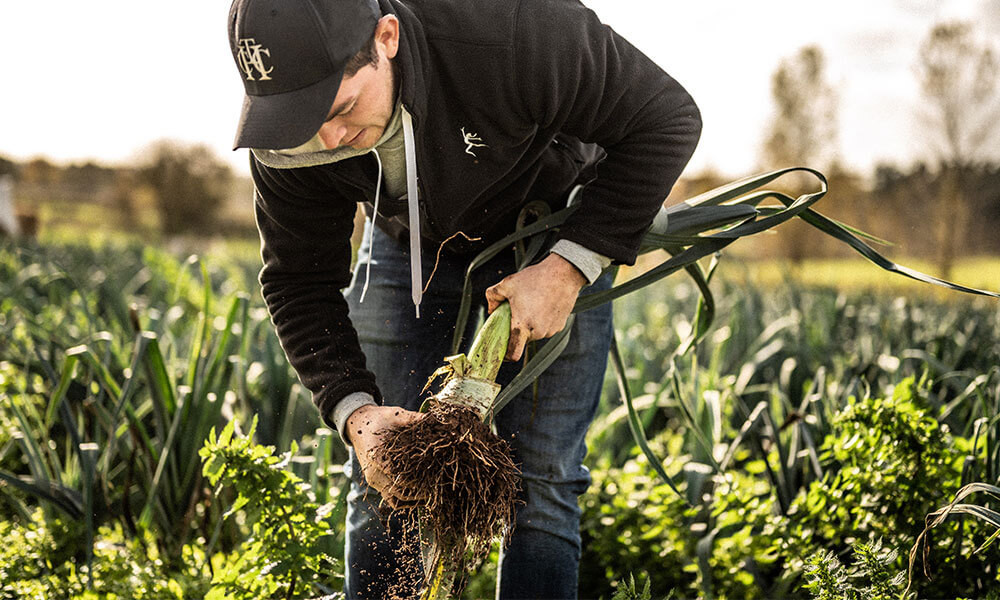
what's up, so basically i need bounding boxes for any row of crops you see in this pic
[582,266,1000,598]
[1,236,999,599]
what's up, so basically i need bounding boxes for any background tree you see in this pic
[138,140,233,235]
[916,21,1000,277]
[872,162,941,258]
[760,45,839,262]
[109,169,141,231]
[0,155,17,179]
[20,157,57,187]
[763,45,838,170]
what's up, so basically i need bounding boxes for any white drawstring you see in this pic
[359,147,384,304]
[402,109,423,318]
[358,109,423,319]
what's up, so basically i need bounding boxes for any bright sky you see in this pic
[2,0,997,178]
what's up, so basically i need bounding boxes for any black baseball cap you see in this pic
[229,0,380,150]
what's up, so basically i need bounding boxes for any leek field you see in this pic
[2,235,999,599]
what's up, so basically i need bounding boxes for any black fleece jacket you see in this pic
[250,0,702,432]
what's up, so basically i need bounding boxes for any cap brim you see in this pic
[233,68,346,150]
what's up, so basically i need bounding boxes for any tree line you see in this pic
[2,21,997,275]
[1,141,248,239]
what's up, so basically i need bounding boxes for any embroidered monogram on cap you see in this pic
[237,38,274,81]
[460,127,488,157]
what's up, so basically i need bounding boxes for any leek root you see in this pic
[371,303,521,598]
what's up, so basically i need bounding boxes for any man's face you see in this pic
[317,16,399,150]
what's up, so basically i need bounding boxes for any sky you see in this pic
[1,0,997,178]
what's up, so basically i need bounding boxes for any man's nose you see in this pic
[318,122,348,149]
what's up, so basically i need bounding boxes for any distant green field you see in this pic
[622,251,1000,299]
[41,227,1000,298]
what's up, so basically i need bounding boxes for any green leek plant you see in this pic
[445,167,998,520]
[413,303,514,600]
[0,262,247,562]
[3,249,258,564]
[429,167,999,598]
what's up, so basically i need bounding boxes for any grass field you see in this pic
[625,249,1000,295]
[2,235,998,599]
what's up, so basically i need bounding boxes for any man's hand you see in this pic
[485,252,587,361]
[346,404,424,497]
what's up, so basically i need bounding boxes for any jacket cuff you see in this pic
[332,392,379,446]
[550,239,612,284]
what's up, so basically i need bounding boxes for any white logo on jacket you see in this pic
[460,127,488,157]
[237,38,274,81]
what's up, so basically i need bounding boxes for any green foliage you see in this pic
[0,415,348,600]
[580,435,691,597]
[586,272,1000,600]
[805,551,852,600]
[804,540,909,600]
[580,432,783,599]
[691,468,784,599]
[199,416,344,599]
[0,509,212,599]
[776,378,1000,597]
[787,378,960,549]
[3,237,1000,598]
[583,375,1000,599]
[851,541,906,600]
[0,239,333,564]
[0,509,86,596]
[610,572,653,600]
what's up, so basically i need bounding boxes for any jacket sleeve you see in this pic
[251,157,382,432]
[512,0,702,264]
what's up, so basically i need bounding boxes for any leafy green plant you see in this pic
[779,377,999,597]
[0,508,212,599]
[804,540,909,600]
[851,541,908,600]
[0,412,348,600]
[804,551,852,600]
[580,433,692,597]
[199,415,347,600]
[610,573,654,600]
[582,375,1000,599]
[0,266,241,561]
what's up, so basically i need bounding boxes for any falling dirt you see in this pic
[372,400,522,595]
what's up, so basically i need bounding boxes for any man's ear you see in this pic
[375,15,400,60]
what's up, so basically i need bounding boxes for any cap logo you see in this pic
[236,38,274,81]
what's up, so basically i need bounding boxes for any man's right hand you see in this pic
[346,404,424,498]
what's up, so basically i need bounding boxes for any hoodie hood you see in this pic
[251,95,405,169]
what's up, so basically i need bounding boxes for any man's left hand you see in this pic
[485,252,588,361]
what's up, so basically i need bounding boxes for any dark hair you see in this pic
[344,31,379,77]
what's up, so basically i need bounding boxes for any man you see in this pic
[228,0,700,597]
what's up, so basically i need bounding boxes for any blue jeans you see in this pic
[343,222,613,599]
